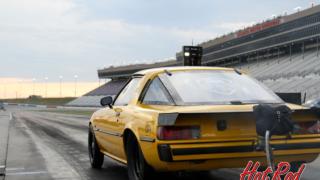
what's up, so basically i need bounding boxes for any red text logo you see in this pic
[240,161,305,180]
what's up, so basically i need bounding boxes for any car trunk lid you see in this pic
[157,104,319,141]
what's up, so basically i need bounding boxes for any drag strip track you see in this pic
[5,108,243,180]
[20,116,91,179]
[11,111,128,180]
[29,112,89,131]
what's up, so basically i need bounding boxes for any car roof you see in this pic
[134,66,235,76]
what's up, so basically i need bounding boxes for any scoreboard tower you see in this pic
[182,46,203,66]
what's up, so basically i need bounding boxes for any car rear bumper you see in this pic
[153,153,319,171]
[141,136,320,171]
[158,140,320,162]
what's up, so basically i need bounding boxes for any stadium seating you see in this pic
[69,50,320,107]
[67,95,107,107]
[67,79,127,107]
[237,50,320,101]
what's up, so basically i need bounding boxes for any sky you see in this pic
[0,0,317,98]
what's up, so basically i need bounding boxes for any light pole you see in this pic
[59,76,63,97]
[44,77,48,98]
[74,75,78,97]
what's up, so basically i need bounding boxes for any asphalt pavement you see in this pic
[1,105,320,180]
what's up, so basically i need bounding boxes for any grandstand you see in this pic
[69,4,320,107]
[238,49,320,100]
[67,79,127,107]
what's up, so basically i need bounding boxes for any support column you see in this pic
[289,45,292,61]
[302,42,305,59]
[317,37,319,57]
[277,47,280,63]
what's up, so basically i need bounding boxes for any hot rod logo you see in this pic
[240,161,305,180]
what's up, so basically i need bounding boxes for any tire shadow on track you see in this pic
[18,113,239,180]
[19,115,127,180]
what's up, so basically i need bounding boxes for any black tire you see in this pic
[126,134,154,180]
[88,125,104,169]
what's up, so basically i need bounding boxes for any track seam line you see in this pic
[1,112,13,178]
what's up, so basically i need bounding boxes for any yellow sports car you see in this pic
[88,66,320,180]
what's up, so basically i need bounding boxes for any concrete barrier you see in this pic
[6,103,98,110]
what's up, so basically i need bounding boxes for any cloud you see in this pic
[215,21,256,32]
[169,28,218,44]
[0,0,222,83]
[0,78,33,83]
[0,77,99,98]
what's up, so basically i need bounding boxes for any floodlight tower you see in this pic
[74,75,78,97]
[59,75,63,97]
[44,77,48,97]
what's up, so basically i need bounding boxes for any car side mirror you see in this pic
[100,96,113,109]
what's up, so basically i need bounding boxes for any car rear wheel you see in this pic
[126,134,153,180]
[88,125,104,169]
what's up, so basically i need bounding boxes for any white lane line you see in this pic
[6,171,47,176]
[9,112,13,120]
[0,165,5,175]
[5,167,25,171]
[17,117,82,179]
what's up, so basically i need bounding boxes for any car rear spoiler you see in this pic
[158,109,319,126]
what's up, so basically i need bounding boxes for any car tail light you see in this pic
[157,126,200,140]
[295,120,320,134]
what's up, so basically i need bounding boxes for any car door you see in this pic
[93,108,118,155]
[99,78,141,159]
